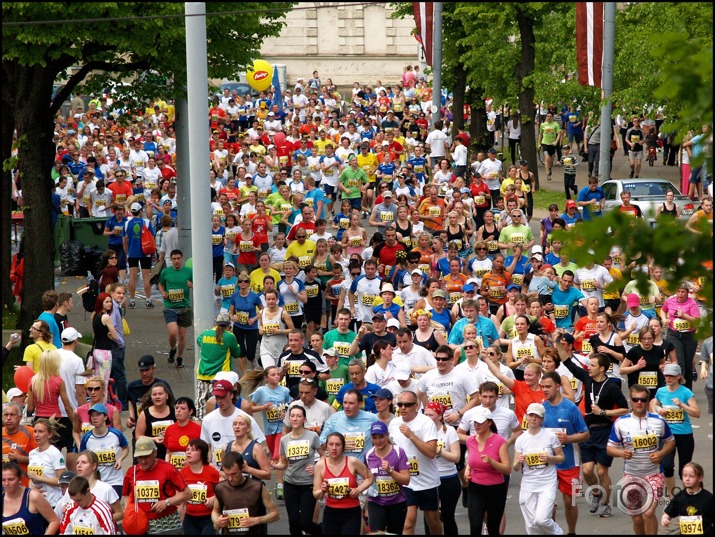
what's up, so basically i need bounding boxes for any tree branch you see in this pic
[50,59,151,114]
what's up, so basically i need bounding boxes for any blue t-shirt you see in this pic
[38,311,61,348]
[576,186,605,221]
[653,385,695,435]
[504,255,529,277]
[305,187,326,220]
[217,276,238,311]
[407,156,428,182]
[229,291,263,331]
[545,252,561,266]
[336,382,381,414]
[104,215,126,246]
[333,212,351,241]
[561,212,583,227]
[376,162,396,179]
[551,286,585,330]
[448,316,499,347]
[320,410,379,460]
[249,385,292,435]
[543,398,589,470]
[211,226,226,258]
[372,302,401,319]
[431,308,452,334]
[123,217,154,259]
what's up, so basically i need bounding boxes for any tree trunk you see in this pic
[468,88,489,154]
[515,8,539,190]
[1,104,15,314]
[451,62,466,135]
[9,66,57,339]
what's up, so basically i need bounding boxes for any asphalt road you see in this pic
[55,147,712,534]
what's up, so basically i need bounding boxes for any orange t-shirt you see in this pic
[574,316,599,353]
[512,381,545,429]
[419,198,446,231]
[480,271,512,305]
[2,425,38,486]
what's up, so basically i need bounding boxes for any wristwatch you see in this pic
[600,410,606,417]
[165,499,171,507]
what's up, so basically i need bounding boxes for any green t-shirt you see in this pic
[554,262,580,277]
[158,265,193,308]
[498,224,534,249]
[539,120,560,146]
[500,314,538,340]
[196,328,241,380]
[268,194,291,225]
[320,365,350,407]
[323,329,359,366]
[339,167,367,200]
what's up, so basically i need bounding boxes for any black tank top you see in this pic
[519,170,534,198]
[446,225,465,247]
[92,313,113,350]
[660,203,678,217]
[414,330,440,352]
[142,406,175,459]
[395,220,413,250]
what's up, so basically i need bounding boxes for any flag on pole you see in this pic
[412,2,434,66]
[576,2,604,87]
[272,66,282,112]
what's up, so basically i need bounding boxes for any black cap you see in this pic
[138,355,155,369]
[58,471,76,484]
[487,148,497,154]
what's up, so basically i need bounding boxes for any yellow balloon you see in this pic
[246,60,273,92]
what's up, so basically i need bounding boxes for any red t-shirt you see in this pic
[180,464,221,517]
[373,242,406,274]
[163,420,202,470]
[251,214,271,245]
[469,182,491,208]
[511,380,545,427]
[574,316,599,353]
[108,181,133,207]
[122,459,187,519]
[236,233,261,266]
[287,221,316,241]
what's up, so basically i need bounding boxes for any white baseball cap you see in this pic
[387,318,401,329]
[61,327,82,343]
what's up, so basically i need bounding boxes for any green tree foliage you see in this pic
[1,2,293,338]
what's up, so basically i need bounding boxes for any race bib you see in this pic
[326,378,344,395]
[214,448,223,466]
[2,518,29,536]
[489,288,504,300]
[380,212,394,221]
[286,440,310,461]
[96,449,116,465]
[632,434,657,451]
[510,233,525,244]
[339,218,349,229]
[474,267,489,278]
[429,393,453,409]
[327,477,350,499]
[299,256,312,268]
[516,347,533,359]
[474,196,486,206]
[95,199,107,208]
[81,422,93,434]
[151,420,172,437]
[350,236,363,247]
[285,302,299,315]
[334,342,351,359]
[521,414,529,430]
[188,483,207,504]
[280,203,292,211]
[581,280,596,291]
[637,372,657,387]
[673,319,691,332]
[344,432,365,453]
[375,475,400,497]
[448,292,462,305]
[265,406,282,423]
[236,311,249,324]
[168,289,184,302]
[287,361,302,377]
[525,452,547,469]
[71,523,95,535]
[169,451,186,469]
[680,515,703,535]
[27,465,44,477]
[553,305,569,319]
[221,284,235,298]
[639,296,650,306]
[570,377,578,390]
[428,206,441,217]
[408,457,420,476]
[581,340,592,353]
[361,293,376,306]
[627,333,640,346]
[239,241,254,252]
[263,322,280,334]
[418,263,431,274]
[487,240,499,252]
[135,479,160,502]
[663,405,684,424]
[347,178,359,188]
[212,234,222,245]
[225,507,249,533]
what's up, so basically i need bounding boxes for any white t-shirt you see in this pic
[389,413,440,490]
[55,479,119,519]
[282,399,335,430]
[574,264,613,307]
[435,425,459,477]
[365,361,398,388]
[416,368,479,417]
[392,345,437,379]
[28,445,65,507]
[425,130,447,158]
[200,407,266,468]
[475,362,515,409]
[57,349,87,417]
[80,428,128,486]
[384,379,422,409]
[514,428,561,492]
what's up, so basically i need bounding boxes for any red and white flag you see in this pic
[576,2,604,87]
[412,2,434,66]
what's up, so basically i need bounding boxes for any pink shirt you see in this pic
[33,376,63,418]
[661,296,699,333]
[466,433,506,486]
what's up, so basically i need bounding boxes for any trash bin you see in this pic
[70,217,109,250]
[54,215,72,264]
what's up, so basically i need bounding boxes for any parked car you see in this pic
[601,178,695,224]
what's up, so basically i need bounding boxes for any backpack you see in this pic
[140,221,156,256]
[81,278,99,313]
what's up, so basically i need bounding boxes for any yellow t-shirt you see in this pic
[357,153,379,182]
[250,268,282,294]
[286,240,317,270]
[23,341,57,372]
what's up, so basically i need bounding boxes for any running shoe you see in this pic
[176,357,184,368]
[168,348,176,364]
[276,483,284,500]
[588,491,602,513]
[629,170,634,178]
[129,300,136,309]
[598,504,613,518]
[145,300,155,309]
[547,173,552,181]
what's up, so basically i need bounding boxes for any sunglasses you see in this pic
[476,247,487,251]
[435,357,451,362]
[464,345,477,350]
[396,402,416,408]
[631,397,649,403]
[238,280,249,283]
[486,351,497,356]
[86,386,102,392]
[299,369,313,374]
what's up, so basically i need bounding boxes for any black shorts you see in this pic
[304,308,322,326]
[580,426,614,467]
[163,307,193,327]
[542,144,557,157]
[128,256,152,269]
[404,486,440,511]
[604,298,620,311]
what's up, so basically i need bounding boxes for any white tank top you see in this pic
[511,333,540,370]
[261,307,287,336]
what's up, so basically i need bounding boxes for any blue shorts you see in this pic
[323,184,337,198]
[404,486,440,511]
[580,426,613,467]
[346,197,362,210]
[163,307,193,327]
